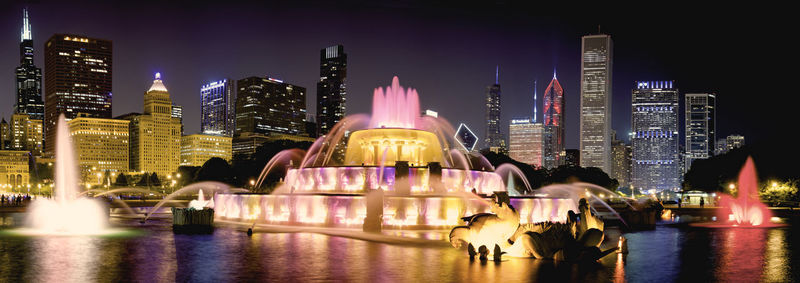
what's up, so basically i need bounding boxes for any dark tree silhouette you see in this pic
[194,157,234,184]
[114,173,129,187]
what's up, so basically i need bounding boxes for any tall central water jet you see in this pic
[24,114,108,235]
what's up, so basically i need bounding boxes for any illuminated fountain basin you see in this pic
[216,77,575,229]
[692,157,786,228]
[17,115,122,236]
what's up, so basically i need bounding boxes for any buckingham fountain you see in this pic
[214,77,579,231]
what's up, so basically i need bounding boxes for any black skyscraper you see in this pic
[14,9,44,121]
[316,45,347,136]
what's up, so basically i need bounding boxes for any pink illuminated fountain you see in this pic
[214,77,577,230]
[694,157,784,228]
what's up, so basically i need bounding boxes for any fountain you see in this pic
[21,114,114,235]
[692,157,785,228]
[214,77,577,229]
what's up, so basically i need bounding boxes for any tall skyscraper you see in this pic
[543,70,565,169]
[126,73,182,177]
[44,34,112,154]
[235,76,306,136]
[580,34,613,173]
[509,118,543,167]
[485,66,506,153]
[317,45,347,136]
[684,93,716,172]
[15,9,44,121]
[200,79,236,137]
[631,81,680,193]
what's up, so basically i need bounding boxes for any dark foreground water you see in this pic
[1,215,798,282]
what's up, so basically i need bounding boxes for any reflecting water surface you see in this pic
[1,216,798,282]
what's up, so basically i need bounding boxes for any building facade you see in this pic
[235,76,306,136]
[631,81,680,193]
[9,113,43,156]
[44,34,112,154]
[684,93,716,172]
[68,115,129,177]
[543,71,565,169]
[580,34,613,173]
[611,138,631,189]
[0,119,9,149]
[126,73,182,177]
[485,67,506,153]
[317,45,347,136]
[0,150,30,187]
[509,118,543,167]
[15,9,44,121]
[201,79,236,137]
[180,134,232,167]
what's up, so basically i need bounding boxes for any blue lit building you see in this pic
[631,81,680,193]
[201,79,236,137]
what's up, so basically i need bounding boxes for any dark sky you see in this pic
[1,1,793,150]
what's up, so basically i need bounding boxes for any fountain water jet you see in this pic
[22,115,111,235]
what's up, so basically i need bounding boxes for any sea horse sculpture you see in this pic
[450,198,615,262]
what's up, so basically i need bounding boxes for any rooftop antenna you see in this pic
[533,80,538,123]
[495,65,499,85]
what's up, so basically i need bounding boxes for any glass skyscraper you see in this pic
[580,34,613,173]
[684,93,716,172]
[201,79,236,137]
[317,45,347,136]
[485,66,506,153]
[235,76,306,136]
[631,81,680,193]
[15,9,44,121]
[509,118,543,167]
[44,34,112,154]
[543,71,564,169]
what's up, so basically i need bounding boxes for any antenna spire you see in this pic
[495,65,499,85]
[21,8,32,42]
[533,80,538,123]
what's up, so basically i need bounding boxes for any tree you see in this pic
[194,157,234,184]
[136,173,150,187]
[149,172,161,187]
[114,173,129,187]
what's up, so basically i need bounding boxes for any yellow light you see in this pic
[176,173,181,178]
[729,183,735,189]
[772,182,778,188]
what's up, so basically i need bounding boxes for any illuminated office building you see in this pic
[509,118,543,167]
[684,93,716,172]
[235,76,306,136]
[15,9,44,121]
[125,73,182,177]
[44,34,112,154]
[0,150,30,187]
[631,81,680,192]
[543,71,565,169]
[9,113,42,156]
[68,114,129,179]
[317,45,347,135]
[201,79,236,137]
[485,66,506,153]
[180,134,232,167]
[580,34,613,173]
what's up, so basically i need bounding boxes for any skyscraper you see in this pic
[44,34,112,154]
[580,34,613,173]
[15,9,44,121]
[543,70,565,169]
[68,114,129,176]
[631,81,680,193]
[235,76,306,136]
[612,137,631,189]
[509,118,543,167]
[485,66,506,153]
[684,93,716,172]
[201,79,236,137]
[317,45,347,136]
[126,73,182,177]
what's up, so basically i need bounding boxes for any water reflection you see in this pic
[0,217,797,282]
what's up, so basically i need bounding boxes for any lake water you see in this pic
[1,215,798,282]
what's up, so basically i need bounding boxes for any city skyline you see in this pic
[0,2,791,151]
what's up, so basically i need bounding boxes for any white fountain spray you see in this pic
[25,114,109,235]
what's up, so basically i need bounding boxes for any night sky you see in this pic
[1,1,793,150]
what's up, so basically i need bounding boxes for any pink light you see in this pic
[370,76,420,129]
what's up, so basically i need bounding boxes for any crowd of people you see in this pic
[0,194,31,206]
